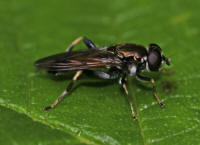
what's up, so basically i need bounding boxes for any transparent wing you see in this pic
[34,49,122,72]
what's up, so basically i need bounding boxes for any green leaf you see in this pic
[0,106,86,145]
[0,0,200,145]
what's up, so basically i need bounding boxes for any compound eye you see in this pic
[148,51,158,65]
[148,51,162,71]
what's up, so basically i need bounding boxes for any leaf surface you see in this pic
[0,0,200,145]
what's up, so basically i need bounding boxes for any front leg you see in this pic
[136,72,165,107]
[159,68,174,75]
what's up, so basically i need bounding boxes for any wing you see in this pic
[34,49,122,72]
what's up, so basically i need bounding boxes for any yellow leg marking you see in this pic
[122,83,128,95]
[50,90,67,109]
[73,70,83,81]
[151,79,165,107]
[122,83,137,120]
[66,36,83,52]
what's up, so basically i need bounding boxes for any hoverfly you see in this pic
[34,36,171,120]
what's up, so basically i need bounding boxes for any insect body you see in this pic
[35,36,171,120]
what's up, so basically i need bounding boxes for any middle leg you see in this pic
[121,76,137,120]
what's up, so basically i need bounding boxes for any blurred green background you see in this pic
[0,0,200,145]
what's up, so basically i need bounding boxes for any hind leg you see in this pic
[66,36,97,52]
[44,70,83,111]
